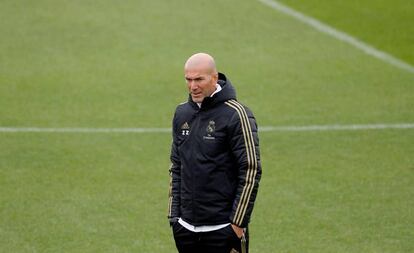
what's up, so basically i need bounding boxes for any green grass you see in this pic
[278,0,414,65]
[255,130,414,252]
[0,134,174,252]
[0,0,413,252]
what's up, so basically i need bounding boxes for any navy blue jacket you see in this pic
[168,73,261,228]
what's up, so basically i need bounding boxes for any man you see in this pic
[168,53,262,253]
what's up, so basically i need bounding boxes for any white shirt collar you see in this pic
[197,83,222,108]
[210,83,222,97]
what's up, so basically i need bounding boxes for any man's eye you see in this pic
[185,77,204,82]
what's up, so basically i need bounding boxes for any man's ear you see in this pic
[213,72,219,83]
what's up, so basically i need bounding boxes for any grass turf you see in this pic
[0,0,413,252]
[278,0,414,65]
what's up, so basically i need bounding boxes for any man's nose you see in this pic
[189,81,198,90]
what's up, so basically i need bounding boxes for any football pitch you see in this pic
[1,0,413,252]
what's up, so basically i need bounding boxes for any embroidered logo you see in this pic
[181,122,190,136]
[206,120,215,136]
[203,120,216,140]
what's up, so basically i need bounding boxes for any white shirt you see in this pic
[183,83,230,232]
[178,218,230,233]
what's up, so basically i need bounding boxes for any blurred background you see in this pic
[1,0,413,252]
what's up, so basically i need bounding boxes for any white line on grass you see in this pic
[1,123,413,133]
[259,123,414,132]
[0,127,171,133]
[257,0,414,74]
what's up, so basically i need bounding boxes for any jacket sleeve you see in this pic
[228,104,262,228]
[168,112,181,220]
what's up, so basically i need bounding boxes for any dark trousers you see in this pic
[172,222,248,253]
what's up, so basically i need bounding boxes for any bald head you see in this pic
[184,53,217,74]
[184,53,219,103]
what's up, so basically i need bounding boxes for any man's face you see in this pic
[185,68,218,103]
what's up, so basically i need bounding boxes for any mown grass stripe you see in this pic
[257,0,414,74]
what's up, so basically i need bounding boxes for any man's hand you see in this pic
[169,217,179,227]
[231,224,244,238]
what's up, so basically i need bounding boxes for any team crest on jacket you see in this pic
[204,120,216,140]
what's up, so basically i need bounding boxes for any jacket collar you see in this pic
[188,72,237,110]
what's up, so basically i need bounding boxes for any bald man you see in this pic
[168,53,262,253]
